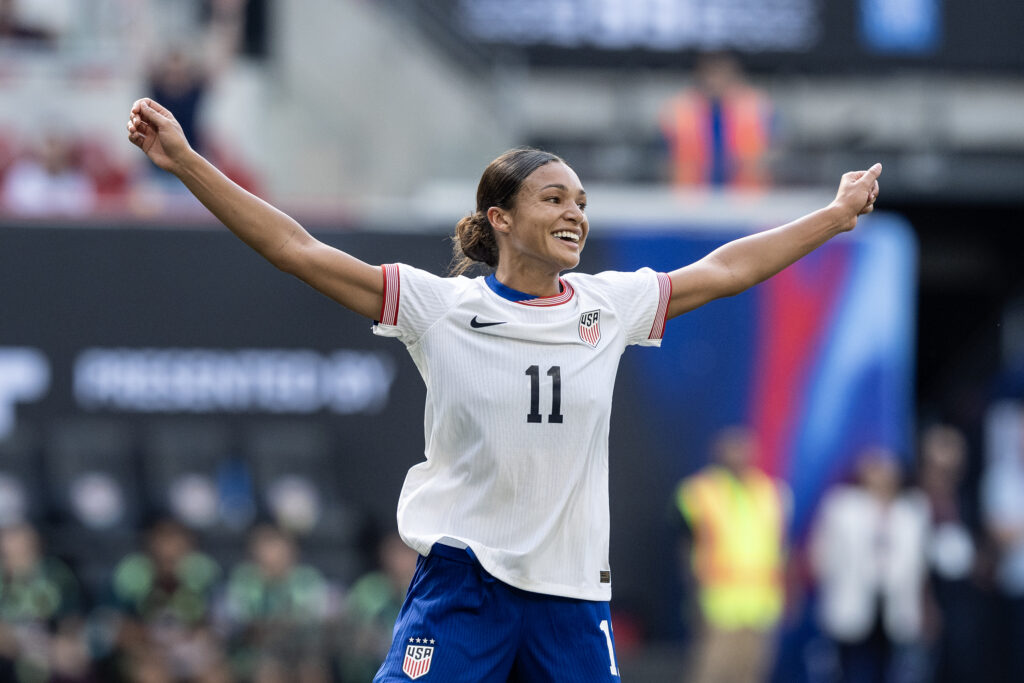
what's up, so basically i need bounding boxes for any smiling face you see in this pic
[491,161,589,283]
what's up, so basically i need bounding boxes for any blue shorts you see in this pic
[373,543,621,682]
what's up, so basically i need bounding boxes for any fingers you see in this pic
[844,163,882,186]
[846,163,882,208]
[126,104,157,151]
[126,115,150,135]
[142,98,172,117]
[859,162,882,185]
[125,120,147,148]
[131,97,167,114]
[130,98,173,129]
[137,100,172,127]
[126,117,145,141]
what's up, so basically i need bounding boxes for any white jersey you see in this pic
[372,263,671,600]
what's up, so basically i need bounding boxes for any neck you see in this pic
[493,262,562,298]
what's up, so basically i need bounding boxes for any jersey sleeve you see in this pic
[371,263,460,345]
[594,267,672,347]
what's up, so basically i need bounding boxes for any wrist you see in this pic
[170,147,204,179]
[823,202,856,234]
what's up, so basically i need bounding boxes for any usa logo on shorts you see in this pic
[579,309,601,347]
[403,640,434,679]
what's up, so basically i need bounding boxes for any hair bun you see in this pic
[453,211,498,270]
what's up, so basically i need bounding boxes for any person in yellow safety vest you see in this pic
[674,426,791,683]
[659,53,776,190]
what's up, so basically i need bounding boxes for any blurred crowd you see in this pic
[0,0,261,220]
[0,416,423,683]
[674,419,1024,683]
[0,0,778,222]
[0,517,416,683]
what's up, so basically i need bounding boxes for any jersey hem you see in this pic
[370,322,401,338]
[416,534,612,602]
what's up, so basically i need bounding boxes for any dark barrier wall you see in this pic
[0,219,915,639]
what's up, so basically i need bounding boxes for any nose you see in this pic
[564,204,584,223]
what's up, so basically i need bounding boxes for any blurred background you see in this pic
[1,0,1024,681]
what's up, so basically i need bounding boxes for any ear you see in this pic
[487,206,512,234]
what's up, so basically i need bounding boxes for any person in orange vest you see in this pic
[659,53,776,189]
[674,426,790,683]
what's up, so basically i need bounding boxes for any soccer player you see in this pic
[126,97,880,682]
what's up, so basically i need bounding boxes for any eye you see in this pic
[577,202,587,211]
[545,196,560,203]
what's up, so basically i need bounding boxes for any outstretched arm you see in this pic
[665,164,882,319]
[126,98,383,320]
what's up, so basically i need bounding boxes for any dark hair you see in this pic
[451,147,563,275]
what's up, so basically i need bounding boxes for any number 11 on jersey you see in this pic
[525,365,563,424]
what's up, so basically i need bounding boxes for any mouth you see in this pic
[552,230,581,245]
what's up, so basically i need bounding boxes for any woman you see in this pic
[127,97,880,682]
[810,449,931,683]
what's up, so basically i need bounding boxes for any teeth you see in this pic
[552,231,579,242]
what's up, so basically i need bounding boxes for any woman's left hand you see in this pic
[830,162,882,232]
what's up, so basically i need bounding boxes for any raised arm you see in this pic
[665,164,882,319]
[126,98,383,320]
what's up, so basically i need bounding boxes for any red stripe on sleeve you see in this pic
[379,264,400,325]
[648,272,672,340]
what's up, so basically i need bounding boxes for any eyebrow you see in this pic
[539,183,587,195]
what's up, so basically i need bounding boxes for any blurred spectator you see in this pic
[659,52,776,189]
[918,424,982,683]
[111,518,221,628]
[76,140,131,209]
[673,426,789,683]
[981,406,1024,682]
[0,522,89,682]
[0,0,57,45]
[148,47,210,158]
[146,0,249,158]
[335,531,417,681]
[223,523,332,683]
[1,133,97,217]
[810,448,931,683]
[109,518,225,682]
[135,0,263,210]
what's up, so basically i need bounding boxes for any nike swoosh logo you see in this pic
[470,316,507,329]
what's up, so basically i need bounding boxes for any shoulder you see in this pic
[564,268,662,295]
[565,267,660,283]
[181,552,222,584]
[389,263,476,293]
[896,490,931,517]
[820,485,865,511]
[680,466,719,495]
[382,263,478,315]
[227,562,263,586]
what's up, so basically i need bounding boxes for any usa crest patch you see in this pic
[579,309,601,347]
[403,641,434,679]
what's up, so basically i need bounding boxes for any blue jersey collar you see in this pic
[485,274,564,302]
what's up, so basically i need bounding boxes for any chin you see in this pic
[560,258,581,272]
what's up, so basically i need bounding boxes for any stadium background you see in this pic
[1,0,1023,681]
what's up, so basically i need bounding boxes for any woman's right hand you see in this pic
[126,98,192,173]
